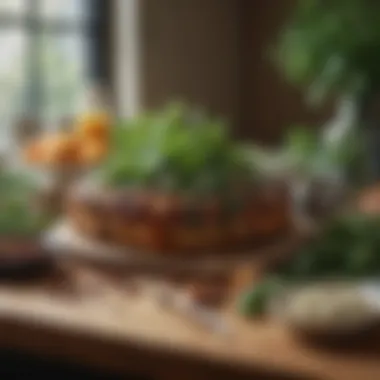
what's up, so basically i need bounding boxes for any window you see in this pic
[0,0,109,142]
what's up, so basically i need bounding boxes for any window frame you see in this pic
[0,0,112,122]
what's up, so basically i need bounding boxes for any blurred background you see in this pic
[0,0,331,151]
[0,0,110,149]
[0,1,377,379]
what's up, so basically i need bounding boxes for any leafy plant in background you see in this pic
[282,126,319,173]
[275,0,380,105]
[0,171,48,236]
[271,0,380,182]
[284,124,367,182]
[245,123,366,184]
[239,213,380,317]
[238,0,380,319]
[97,103,255,195]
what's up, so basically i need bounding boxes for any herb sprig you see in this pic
[0,171,47,236]
[98,103,255,194]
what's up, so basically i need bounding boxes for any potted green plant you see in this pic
[0,170,51,276]
[275,0,380,180]
[66,103,290,253]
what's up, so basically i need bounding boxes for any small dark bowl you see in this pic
[0,235,54,280]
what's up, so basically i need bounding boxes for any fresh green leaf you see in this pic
[238,277,282,318]
[277,214,380,281]
[99,103,256,194]
[275,0,380,102]
[0,170,47,236]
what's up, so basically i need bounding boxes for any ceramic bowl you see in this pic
[268,281,380,344]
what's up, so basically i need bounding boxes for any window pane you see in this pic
[39,0,89,22]
[0,0,26,15]
[0,30,26,147]
[40,34,90,130]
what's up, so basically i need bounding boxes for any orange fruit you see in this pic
[42,133,81,165]
[23,140,46,163]
[78,139,108,164]
[76,112,110,141]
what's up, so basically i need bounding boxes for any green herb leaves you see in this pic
[99,103,254,194]
[275,0,380,102]
[281,214,380,280]
[0,171,45,236]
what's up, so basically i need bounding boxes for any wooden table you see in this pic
[0,263,378,380]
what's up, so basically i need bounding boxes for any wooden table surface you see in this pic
[0,263,378,380]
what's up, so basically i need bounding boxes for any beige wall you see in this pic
[114,0,327,142]
[239,0,332,144]
[139,0,241,130]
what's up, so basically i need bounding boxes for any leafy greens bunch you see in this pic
[281,214,380,279]
[283,125,366,179]
[99,103,254,194]
[275,0,380,103]
[0,171,47,236]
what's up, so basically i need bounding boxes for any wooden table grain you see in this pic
[0,264,377,380]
